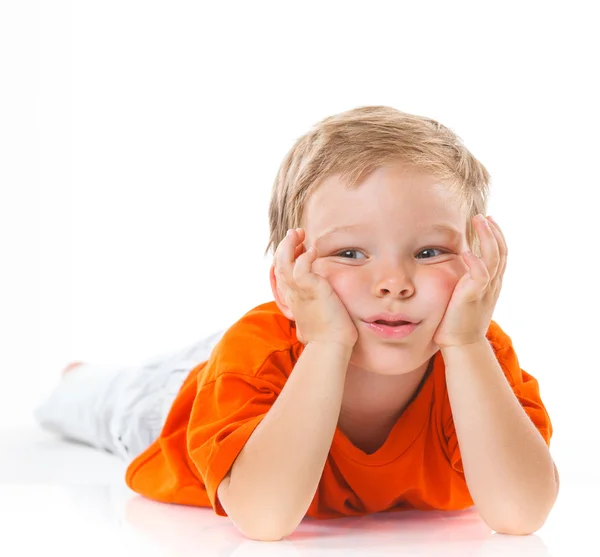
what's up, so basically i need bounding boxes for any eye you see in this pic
[334,249,366,260]
[416,248,447,259]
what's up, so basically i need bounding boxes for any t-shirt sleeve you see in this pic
[186,348,293,516]
[443,321,554,475]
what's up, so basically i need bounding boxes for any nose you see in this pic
[371,260,415,298]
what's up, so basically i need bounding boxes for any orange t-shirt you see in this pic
[125,301,553,519]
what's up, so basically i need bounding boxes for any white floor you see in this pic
[0,426,595,557]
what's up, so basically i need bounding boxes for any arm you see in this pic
[442,339,559,535]
[219,341,351,541]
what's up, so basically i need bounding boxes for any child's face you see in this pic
[300,160,471,376]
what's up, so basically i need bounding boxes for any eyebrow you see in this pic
[315,223,462,243]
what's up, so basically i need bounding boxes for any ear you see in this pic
[269,265,295,321]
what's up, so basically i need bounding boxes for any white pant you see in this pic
[33,330,225,464]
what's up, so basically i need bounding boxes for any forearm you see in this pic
[227,341,351,539]
[442,339,558,535]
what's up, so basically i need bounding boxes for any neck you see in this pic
[340,357,434,422]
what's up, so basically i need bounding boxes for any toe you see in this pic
[63,361,85,374]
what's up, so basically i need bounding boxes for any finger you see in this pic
[487,217,507,254]
[294,228,306,259]
[293,246,320,289]
[463,250,489,289]
[484,220,506,300]
[486,217,507,280]
[275,229,297,284]
[475,215,499,280]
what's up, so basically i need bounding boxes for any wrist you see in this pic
[440,338,490,356]
[305,340,354,358]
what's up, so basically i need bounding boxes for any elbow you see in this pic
[241,525,293,542]
[490,518,545,536]
[218,475,299,541]
[230,505,299,541]
[225,500,299,542]
[235,515,298,541]
[484,463,560,536]
[238,501,303,540]
[485,493,557,536]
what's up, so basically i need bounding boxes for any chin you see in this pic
[349,350,423,375]
[349,341,425,376]
[351,358,420,376]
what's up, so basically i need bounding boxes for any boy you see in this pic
[35,106,559,541]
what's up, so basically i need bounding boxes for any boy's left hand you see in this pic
[433,215,508,349]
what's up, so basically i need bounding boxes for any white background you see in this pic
[1,0,598,474]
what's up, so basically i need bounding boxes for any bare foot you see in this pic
[63,361,86,374]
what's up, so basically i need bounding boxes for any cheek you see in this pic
[436,273,459,296]
[427,265,465,301]
[312,261,357,300]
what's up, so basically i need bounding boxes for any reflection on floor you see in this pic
[0,426,594,556]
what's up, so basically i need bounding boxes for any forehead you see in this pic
[302,163,465,231]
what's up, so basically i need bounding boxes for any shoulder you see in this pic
[485,319,515,354]
[484,319,522,386]
[219,300,300,354]
[203,301,303,384]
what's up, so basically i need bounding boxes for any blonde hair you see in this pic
[265,105,491,258]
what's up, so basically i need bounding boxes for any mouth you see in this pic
[362,320,419,339]
[372,319,411,327]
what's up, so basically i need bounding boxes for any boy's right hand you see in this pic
[274,228,358,349]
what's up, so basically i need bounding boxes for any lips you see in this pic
[363,320,419,339]
[365,313,419,325]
